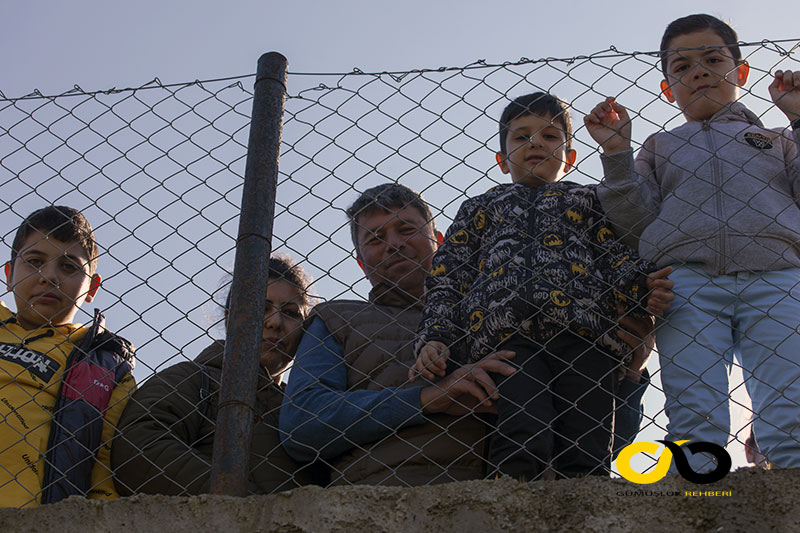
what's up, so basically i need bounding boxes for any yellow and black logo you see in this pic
[596,227,614,243]
[473,210,486,230]
[450,229,469,245]
[550,290,571,307]
[617,440,731,485]
[430,264,447,276]
[543,233,563,246]
[571,263,588,277]
[566,209,582,223]
[743,132,773,150]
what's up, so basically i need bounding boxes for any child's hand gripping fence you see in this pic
[0,39,798,502]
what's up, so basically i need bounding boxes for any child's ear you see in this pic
[435,231,444,247]
[736,61,750,87]
[660,80,676,103]
[356,257,365,273]
[4,262,11,290]
[564,149,577,173]
[496,152,510,174]
[85,273,101,303]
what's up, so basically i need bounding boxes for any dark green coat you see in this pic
[112,340,314,495]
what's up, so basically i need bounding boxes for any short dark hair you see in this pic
[345,183,436,255]
[498,92,573,155]
[660,14,741,77]
[10,206,98,274]
[224,254,313,313]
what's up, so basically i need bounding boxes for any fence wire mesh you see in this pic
[1,39,799,503]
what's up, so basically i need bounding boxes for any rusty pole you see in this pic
[210,52,288,496]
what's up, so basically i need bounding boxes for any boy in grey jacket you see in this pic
[586,13,800,470]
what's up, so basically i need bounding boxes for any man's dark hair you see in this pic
[498,92,573,156]
[345,183,435,255]
[660,14,741,77]
[10,205,98,274]
[224,254,313,312]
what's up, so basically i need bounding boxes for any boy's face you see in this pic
[662,29,749,122]
[497,113,576,186]
[5,232,100,330]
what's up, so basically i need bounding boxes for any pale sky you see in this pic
[2,0,798,476]
[3,0,799,96]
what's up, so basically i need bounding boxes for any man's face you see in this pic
[498,113,575,186]
[5,232,100,330]
[355,205,440,300]
[662,29,748,122]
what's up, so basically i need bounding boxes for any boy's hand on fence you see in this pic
[617,313,655,383]
[419,350,516,415]
[584,97,632,154]
[410,341,450,381]
[645,266,674,317]
[769,70,800,122]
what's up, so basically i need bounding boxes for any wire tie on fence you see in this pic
[216,399,257,416]
[761,39,790,56]
[140,78,163,89]
[236,232,270,245]
[255,74,287,92]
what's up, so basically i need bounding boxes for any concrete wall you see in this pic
[1,468,796,532]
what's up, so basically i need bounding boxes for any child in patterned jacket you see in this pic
[411,92,671,480]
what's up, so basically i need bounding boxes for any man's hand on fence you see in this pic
[617,313,655,383]
[410,340,450,381]
[769,69,800,122]
[419,350,516,416]
[645,266,674,317]
[584,96,633,154]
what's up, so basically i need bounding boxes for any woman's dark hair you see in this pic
[224,254,312,313]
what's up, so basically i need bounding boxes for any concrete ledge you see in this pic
[1,468,796,532]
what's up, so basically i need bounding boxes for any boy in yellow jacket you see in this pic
[0,206,136,507]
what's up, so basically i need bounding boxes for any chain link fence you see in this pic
[1,38,799,504]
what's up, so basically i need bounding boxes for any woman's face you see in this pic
[260,278,307,379]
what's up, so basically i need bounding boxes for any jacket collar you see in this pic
[195,339,283,390]
[368,282,423,310]
[707,101,763,127]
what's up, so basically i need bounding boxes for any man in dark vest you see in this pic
[280,183,654,486]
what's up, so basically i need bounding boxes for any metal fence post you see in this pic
[210,51,288,496]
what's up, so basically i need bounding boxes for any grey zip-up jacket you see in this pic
[598,102,800,275]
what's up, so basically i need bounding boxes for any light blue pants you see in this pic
[657,265,800,470]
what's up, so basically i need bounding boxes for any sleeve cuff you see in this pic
[600,148,635,183]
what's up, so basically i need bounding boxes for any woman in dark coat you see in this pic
[112,256,317,495]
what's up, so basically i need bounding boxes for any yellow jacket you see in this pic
[0,302,136,507]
